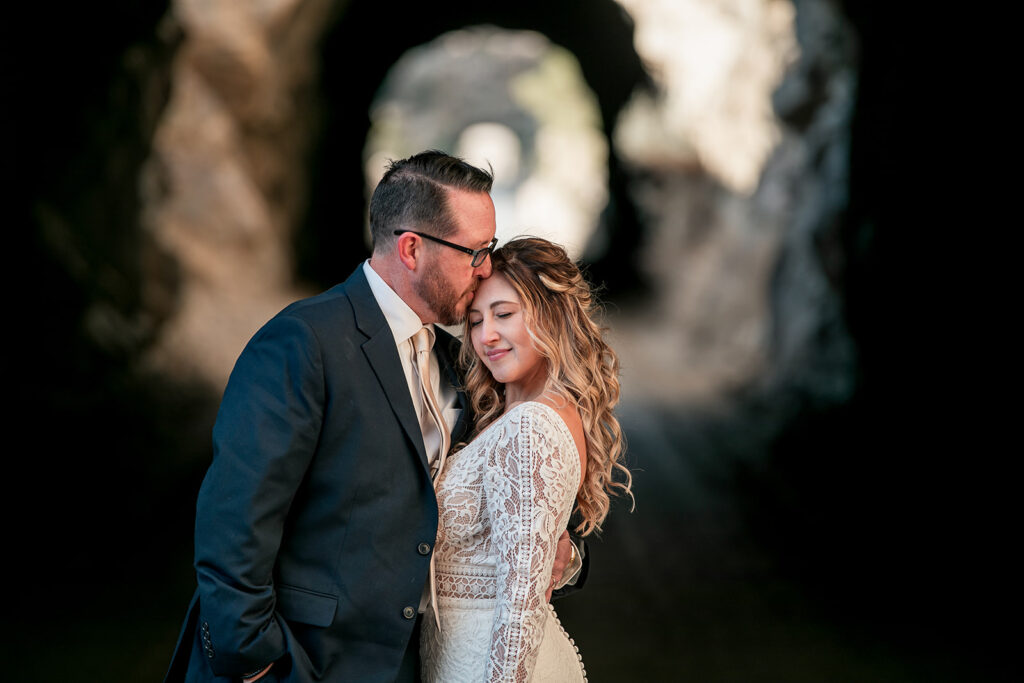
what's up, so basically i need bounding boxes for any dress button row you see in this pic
[547,604,586,679]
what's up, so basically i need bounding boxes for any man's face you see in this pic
[414,189,496,326]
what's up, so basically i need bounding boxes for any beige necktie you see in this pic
[412,326,449,628]
[412,327,450,478]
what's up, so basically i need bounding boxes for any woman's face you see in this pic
[468,272,547,393]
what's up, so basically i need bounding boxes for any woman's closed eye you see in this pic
[469,309,515,327]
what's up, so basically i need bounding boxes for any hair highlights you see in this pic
[460,238,633,536]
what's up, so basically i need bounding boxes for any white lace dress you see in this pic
[420,401,588,682]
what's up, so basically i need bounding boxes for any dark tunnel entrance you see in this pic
[14,0,1009,680]
[297,0,651,301]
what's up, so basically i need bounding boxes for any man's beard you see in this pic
[415,268,468,326]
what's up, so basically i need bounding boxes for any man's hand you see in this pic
[547,530,574,601]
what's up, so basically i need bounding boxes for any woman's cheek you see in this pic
[470,332,484,361]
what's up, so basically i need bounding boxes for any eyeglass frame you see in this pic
[393,230,498,267]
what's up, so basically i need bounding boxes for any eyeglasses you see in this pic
[394,230,498,267]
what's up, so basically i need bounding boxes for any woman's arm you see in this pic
[483,405,581,681]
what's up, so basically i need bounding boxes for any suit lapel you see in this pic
[346,267,430,472]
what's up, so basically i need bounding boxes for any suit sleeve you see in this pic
[551,532,589,600]
[194,313,325,677]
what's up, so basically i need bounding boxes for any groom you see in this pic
[164,150,583,683]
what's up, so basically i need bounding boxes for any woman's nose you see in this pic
[480,318,499,343]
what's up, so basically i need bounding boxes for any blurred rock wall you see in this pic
[136,0,858,413]
[141,0,335,387]
[12,0,1002,681]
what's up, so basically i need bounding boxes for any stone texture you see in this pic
[141,0,335,386]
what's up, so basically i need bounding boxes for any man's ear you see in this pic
[395,232,422,271]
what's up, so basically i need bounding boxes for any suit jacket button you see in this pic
[402,606,416,619]
[417,542,431,555]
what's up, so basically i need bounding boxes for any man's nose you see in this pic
[475,254,493,278]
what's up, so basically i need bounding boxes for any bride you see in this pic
[421,237,633,681]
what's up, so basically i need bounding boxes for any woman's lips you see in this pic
[486,348,510,362]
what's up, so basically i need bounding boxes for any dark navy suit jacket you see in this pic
[164,266,472,682]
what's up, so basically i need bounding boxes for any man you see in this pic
[164,150,583,683]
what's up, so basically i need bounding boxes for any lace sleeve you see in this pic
[483,404,582,682]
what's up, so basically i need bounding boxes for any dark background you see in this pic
[7,1,1005,681]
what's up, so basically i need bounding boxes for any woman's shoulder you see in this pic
[506,401,583,455]
[505,400,565,426]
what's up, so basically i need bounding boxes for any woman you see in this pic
[421,237,633,681]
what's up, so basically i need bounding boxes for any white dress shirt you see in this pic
[362,261,459,469]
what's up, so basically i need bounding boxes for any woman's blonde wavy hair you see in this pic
[459,237,633,536]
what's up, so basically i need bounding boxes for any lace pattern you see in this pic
[424,402,583,682]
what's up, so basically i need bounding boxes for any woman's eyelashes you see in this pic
[469,311,515,328]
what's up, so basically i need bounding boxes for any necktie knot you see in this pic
[413,326,434,356]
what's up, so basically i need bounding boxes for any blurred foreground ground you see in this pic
[4,400,1003,683]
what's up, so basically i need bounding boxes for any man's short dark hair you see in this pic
[368,150,494,250]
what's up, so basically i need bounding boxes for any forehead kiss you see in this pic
[468,272,520,317]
